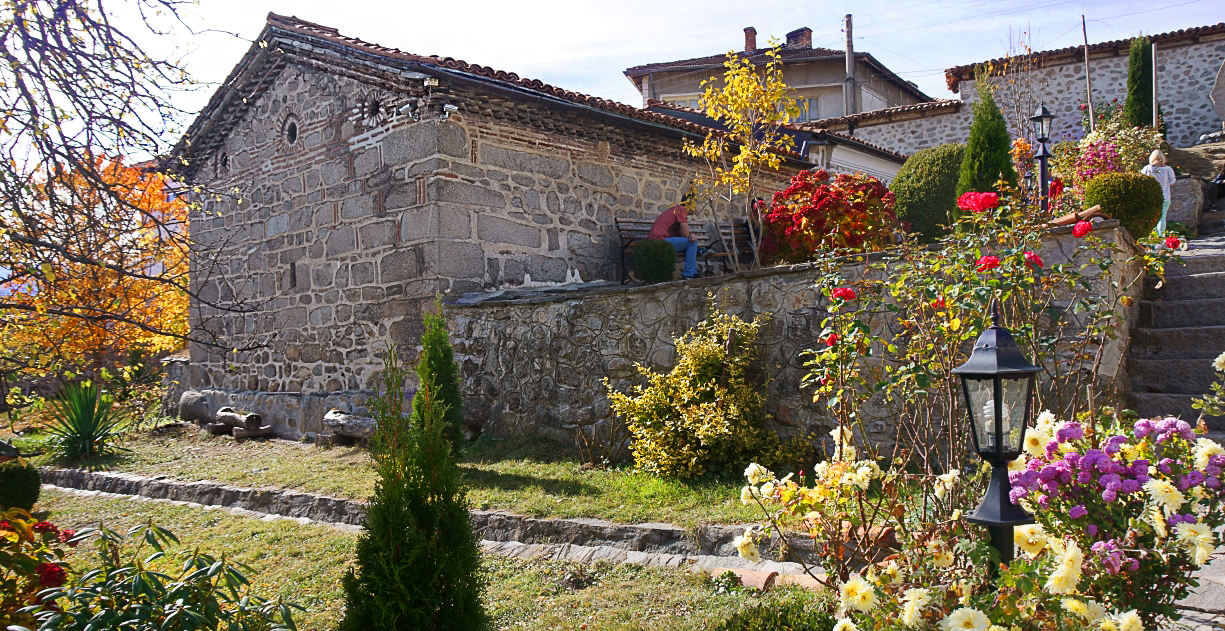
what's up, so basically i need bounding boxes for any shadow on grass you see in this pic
[459,464,600,497]
[461,432,578,465]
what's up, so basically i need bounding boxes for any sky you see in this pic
[134,0,1218,125]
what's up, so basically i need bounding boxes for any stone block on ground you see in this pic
[214,407,262,429]
[204,422,230,436]
[323,409,377,439]
[232,425,273,439]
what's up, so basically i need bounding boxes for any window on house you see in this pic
[795,97,819,122]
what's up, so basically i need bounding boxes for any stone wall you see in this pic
[448,222,1142,452]
[848,37,1225,155]
[184,59,800,438]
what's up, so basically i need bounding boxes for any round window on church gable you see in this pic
[283,115,299,145]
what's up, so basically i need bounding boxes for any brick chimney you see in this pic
[785,27,812,49]
[744,27,757,52]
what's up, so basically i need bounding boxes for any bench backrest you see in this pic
[614,217,715,247]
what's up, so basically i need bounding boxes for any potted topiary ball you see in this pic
[634,239,678,284]
[1082,172,1164,240]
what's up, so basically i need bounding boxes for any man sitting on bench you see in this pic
[647,192,698,280]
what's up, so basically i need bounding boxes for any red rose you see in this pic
[1024,251,1044,269]
[831,287,856,302]
[0,521,10,531]
[1049,178,1064,199]
[33,521,59,535]
[1165,236,1182,249]
[932,297,946,309]
[956,192,999,213]
[57,529,78,547]
[825,333,840,347]
[976,255,1001,272]
[1072,221,1092,238]
[36,562,67,588]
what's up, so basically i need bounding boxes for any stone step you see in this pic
[1126,393,1225,430]
[1164,252,1225,277]
[1140,298,1225,328]
[1146,271,1225,302]
[1199,211,1225,237]
[1130,358,1219,394]
[1130,326,1225,359]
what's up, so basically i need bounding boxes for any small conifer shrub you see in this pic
[956,74,1017,200]
[1124,36,1153,128]
[891,143,966,242]
[339,345,486,631]
[634,238,678,284]
[413,299,465,453]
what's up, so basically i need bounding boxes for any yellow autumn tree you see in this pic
[683,41,800,270]
[0,158,189,376]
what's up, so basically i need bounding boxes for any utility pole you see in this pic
[844,14,856,118]
[1082,15,1095,132]
[1151,41,1159,128]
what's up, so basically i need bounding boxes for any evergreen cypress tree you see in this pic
[956,75,1017,200]
[339,345,486,631]
[412,299,465,453]
[1124,36,1153,128]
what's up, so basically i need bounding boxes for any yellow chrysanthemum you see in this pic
[902,601,924,628]
[1024,428,1052,458]
[1062,598,1089,617]
[1035,410,1057,433]
[1195,437,1225,470]
[833,619,858,631]
[1014,524,1047,557]
[1115,610,1142,631]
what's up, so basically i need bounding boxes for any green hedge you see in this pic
[1082,172,1164,240]
[892,143,965,242]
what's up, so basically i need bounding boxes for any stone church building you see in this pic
[169,13,906,437]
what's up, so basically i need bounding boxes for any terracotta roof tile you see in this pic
[792,99,963,130]
[945,22,1225,93]
[625,46,845,75]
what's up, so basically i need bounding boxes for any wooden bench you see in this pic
[614,216,720,283]
[614,216,759,283]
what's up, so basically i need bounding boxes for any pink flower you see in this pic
[825,333,840,347]
[1072,221,1092,238]
[957,191,999,213]
[976,255,1001,272]
[1024,251,1043,269]
[831,287,856,302]
[1165,236,1182,249]
[57,529,78,547]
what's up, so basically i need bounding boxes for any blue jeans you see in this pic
[665,237,698,278]
[1156,199,1171,236]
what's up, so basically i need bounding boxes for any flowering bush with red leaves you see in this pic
[762,169,898,263]
[1,508,78,627]
[956,191,1000,213]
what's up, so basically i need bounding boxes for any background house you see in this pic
[623,26,931,122]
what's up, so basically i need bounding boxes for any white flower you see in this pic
[934,470,959,500]
[744,463,773,485]
[1194,437,1225,470]
[1007,453,1028,472]
[734,531,761,563]
[842,467,871,490]
[760,482,776,498]
[940,607,991,631]
[1035,410,1057,433]
[903,587,931,607]
[835,443,858,461]
[902,601,924,628]
[740,485,759,505]
[833,619,858,631]
[1144,478,1186,514]
[1044,538,1083,594]
[1062,598,1089,618]
[1084,600,1108,623]
[838,574,877,612]
[1114,610,1143,631]
[1214,350,1225,373]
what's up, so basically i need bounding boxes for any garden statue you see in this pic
[1140,149,1177,236]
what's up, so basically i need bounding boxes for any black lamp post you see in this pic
[1023,171,1035,205]
[952,300,1039,571]
[1030,104,1055,215]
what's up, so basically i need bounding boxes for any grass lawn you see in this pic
[22,425,764,528]
[39,488,826,631]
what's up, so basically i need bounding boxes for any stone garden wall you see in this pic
[447,222,1143,452]
[183,59,798,438]
[848,36,1225,156]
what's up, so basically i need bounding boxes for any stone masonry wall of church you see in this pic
[849,36,1224,156]
[184,60,798,438]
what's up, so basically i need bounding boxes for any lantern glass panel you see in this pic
[964,377,995,454]
[1000,377,1030,452]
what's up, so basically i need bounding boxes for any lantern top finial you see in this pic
[990,298,1001,327]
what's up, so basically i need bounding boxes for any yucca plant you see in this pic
[48,382,128,461]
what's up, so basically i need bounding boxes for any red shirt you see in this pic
[647,205,688,240]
